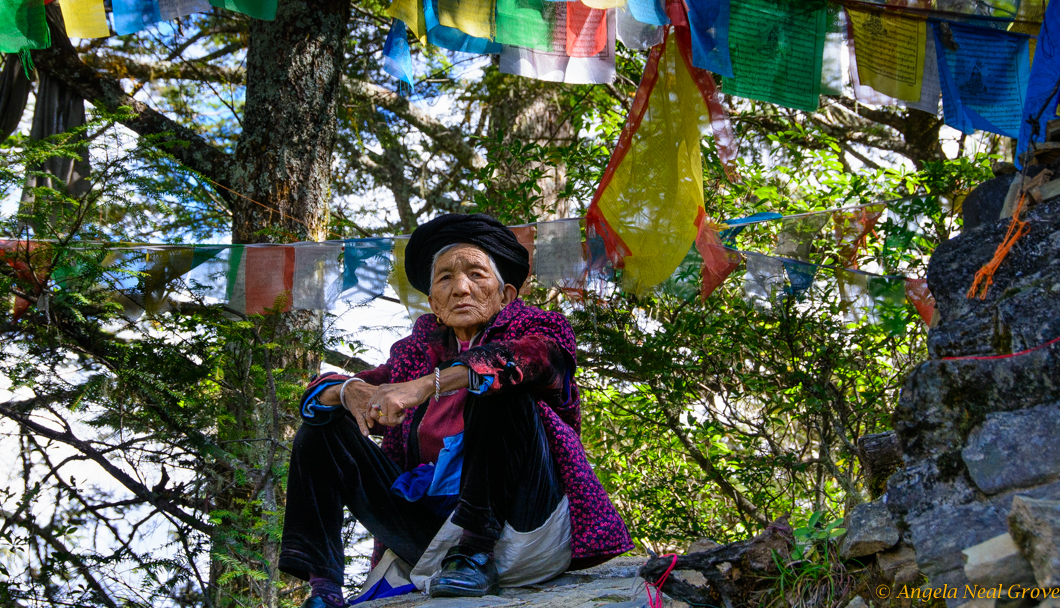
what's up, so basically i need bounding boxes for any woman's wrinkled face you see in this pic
[428,244,516,335]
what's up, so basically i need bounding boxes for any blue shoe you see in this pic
[299,598,329,608]
[428,545,500,598]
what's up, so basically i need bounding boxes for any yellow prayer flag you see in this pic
[60,0,110,39]
[848,8,927,102]
[438,0,494,40]
[593,33,709,294]
[388,236,431,320]
[387,0,428,44]
[581,0,626,8]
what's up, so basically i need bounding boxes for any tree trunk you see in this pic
[231,0,350,245]
[208,0,350,604]
[486,74,574,219]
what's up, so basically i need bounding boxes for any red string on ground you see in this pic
[646,554,679,608]
[941,335,1060,361]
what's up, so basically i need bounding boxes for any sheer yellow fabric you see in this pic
[389,236,432,320]
[59,0,110,38]
[594,33,710,294]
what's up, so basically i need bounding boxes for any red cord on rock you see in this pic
[646,554,678,608]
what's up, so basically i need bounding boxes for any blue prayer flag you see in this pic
[628,0,669,27]
[423,0,502,54]
[383,20,416,91]
[685,0,732,77]
[933,21,1031,139]
[783,259,816,298]
[1017,2,1060,167]
[112,0,163,35]
[339,239,392,305]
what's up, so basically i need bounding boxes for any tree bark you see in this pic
[231,0,351,245]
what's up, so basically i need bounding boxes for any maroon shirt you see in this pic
[416,338,473,464]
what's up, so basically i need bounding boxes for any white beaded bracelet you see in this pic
[339,377,366,410]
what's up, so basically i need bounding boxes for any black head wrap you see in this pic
[405,213,530,295]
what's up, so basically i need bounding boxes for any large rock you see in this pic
[839,500,900,559]
[1008,495,1060,588]
[885,194,1060,608]
[962,533,1036,596]
[962,405,1060,494]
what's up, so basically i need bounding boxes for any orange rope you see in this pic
[966,192,1032,299]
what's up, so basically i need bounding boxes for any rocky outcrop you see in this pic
[886,187,1060,607]
[839,500,900,559]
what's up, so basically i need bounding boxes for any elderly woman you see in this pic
[279,214,633,606]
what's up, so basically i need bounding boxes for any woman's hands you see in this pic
[366,376,434,429]
[321,368,472,435]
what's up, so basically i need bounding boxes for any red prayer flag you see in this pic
[0,240,49,319]
[566,2,607,58]
[904,278,936,327]
[694,214,741,299]
[833,206,883,268]
[244,245,295,315]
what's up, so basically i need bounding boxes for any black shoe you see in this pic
[298,597,330,608]
[428,545,500,598]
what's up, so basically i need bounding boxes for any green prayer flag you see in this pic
[723,0,826,112]
[495,0,554,52]
[0,0,51,56]
[210,0,276,21]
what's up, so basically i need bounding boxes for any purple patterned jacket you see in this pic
[317,299,633,568]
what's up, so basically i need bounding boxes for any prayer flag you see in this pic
[582,0,625,9]
[1017,0,1060,167]
[225,245,245,311]
[113,0,164,35]
[209,0,277,21]
[1,0,50,55]
[617,5,664,50]
[567,2,608,57]
[59,0,110,39]
[534,219,585,288]
[424,0,501,53]
[338,239,392,305]
[820,5,846,96]
[159,0,210,20]
[383,21,416,89]
[140,247,194,315]
[627,0,667,26]
[499,7,615,83]
[934,20,1031,138]
[0,239,49,319]
[743,253,786,306]
[292,242,342,311]
[718,211,783,243]
[387,0,429,42]
[244,245,295,315]
[684,0,732,77]
[833,205,883,268]
[783,259,817,298]
[496,0,555,51]
[185,245,229,303]
[438,0,493,40]
[773,214,828,261]
[904,277,935,327]
[847,8,927,102]
[586,30,710,294]
[389,237,431,320]
[723,0,827,112]
[694,219,740,299]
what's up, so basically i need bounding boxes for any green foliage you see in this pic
[0,110,366,607]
